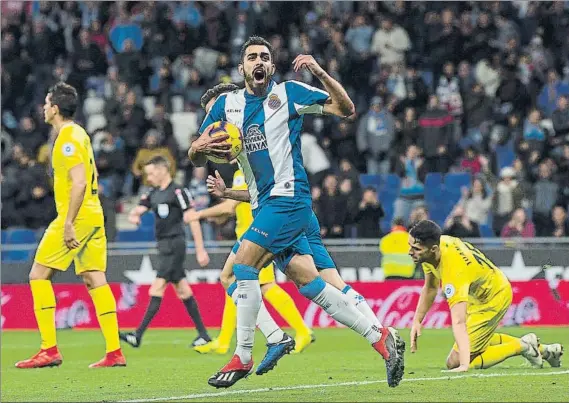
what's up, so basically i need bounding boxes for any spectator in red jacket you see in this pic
[501,208,535,238]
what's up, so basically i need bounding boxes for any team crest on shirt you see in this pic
[157,203,169,218]
[244,124,268,154]
[268,94,282,110]
[444,284,455,298]
[62,142,75,156]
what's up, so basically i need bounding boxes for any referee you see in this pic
[120,156,212,348]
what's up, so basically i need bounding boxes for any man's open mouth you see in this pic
[253,68,266,83]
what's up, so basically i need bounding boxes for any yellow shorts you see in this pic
[34,220,107,275]
[453,286,513,355]
[259,262,276,285]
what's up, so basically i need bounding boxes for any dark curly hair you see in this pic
[200,83,240,110]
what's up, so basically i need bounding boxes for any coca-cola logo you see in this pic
[55,300,92,329]
[502,297,541,326]
[118,283,139,311]
[303,286,451,329]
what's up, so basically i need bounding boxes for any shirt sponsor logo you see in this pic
[244,124,268,154]
[268,94,282,110]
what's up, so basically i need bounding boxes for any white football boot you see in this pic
[541,343,563,368]
[521,333,543,368]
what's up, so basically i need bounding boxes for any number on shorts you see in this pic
[464,241,498,271]
[89,158,97,195]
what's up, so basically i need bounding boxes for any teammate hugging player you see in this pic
[16,83,126,369]
[409,220,563,371]
[119,156,212,348]
[189,36,405,389]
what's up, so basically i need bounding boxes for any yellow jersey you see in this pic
[233,170,253,238]
[421,235,510,308]
[52,122,104,226]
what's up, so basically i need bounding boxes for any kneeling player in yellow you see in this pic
[190,168,314,355]
[408,220,563,372]
[15,83,125,369]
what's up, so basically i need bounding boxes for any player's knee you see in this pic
[29,263,52,281]
[234,240,271,268]
[286,255,318,288]
[175,281,192,299]
[80,271,107,290]
[149,279,167,296]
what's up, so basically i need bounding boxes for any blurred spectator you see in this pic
[329,120,358,165]
[475,54,502,97]
[188,166,214,242]
[551,95,569,154]
[95,131,127,200]
[408,204,429,228]
[68,29,108,94]
[462,83,492,150]
[115,90,150,158]
[532,163,559,236]
[115,39,142,89]
[492,166,524,235]
[459,178,492,225]
[318,174,348,238]
[501,208,535,238]
[354,187,384,238]
[538,69,569,117]
[443,205,481,238]
[459,147,482,176]
[418,95,453,173]
[150,103,179,159]
[98,183,117,242]
[396,64,429,112]
[519,109,546,159]
[394,145,426,224]
[436,62,463,119]
[357,96,395,174]
[131,130,176,190]
[551,205,569,238]
[14,117,45,158]
[301,132,331,186]
[370,15,410,68]
[379,217,416,280]
[393,107,419,157]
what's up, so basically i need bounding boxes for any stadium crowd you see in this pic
[2,1,569,240]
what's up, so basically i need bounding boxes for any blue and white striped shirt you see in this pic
[199,80,329,209]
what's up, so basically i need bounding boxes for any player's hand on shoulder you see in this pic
[196,248,210,267]
[206,170,226,197]
[292,54,325,77]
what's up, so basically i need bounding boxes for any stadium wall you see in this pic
[2,280,568,330]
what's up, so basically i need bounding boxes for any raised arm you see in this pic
[292,55,355,118]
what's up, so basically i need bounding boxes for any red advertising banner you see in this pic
[2,280,568,330]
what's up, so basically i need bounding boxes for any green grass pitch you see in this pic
[2,327,568,402]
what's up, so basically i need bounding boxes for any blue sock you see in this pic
[299,277,326,300]
[233,264,259,280]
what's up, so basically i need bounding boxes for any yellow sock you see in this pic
[30,280,57,350]
[264,284,310,336]
[470,341,524,369]
[89,285,120,353]
[217,294,236,347]
[489,333,520,346]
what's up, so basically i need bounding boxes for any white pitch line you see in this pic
[120,370,569,402]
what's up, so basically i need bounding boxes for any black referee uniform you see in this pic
[120,181,211,348]
[140,183,194,283]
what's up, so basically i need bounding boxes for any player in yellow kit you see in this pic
[15,83,126,369]
[408,220,563,371]
[190,84,314,356]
